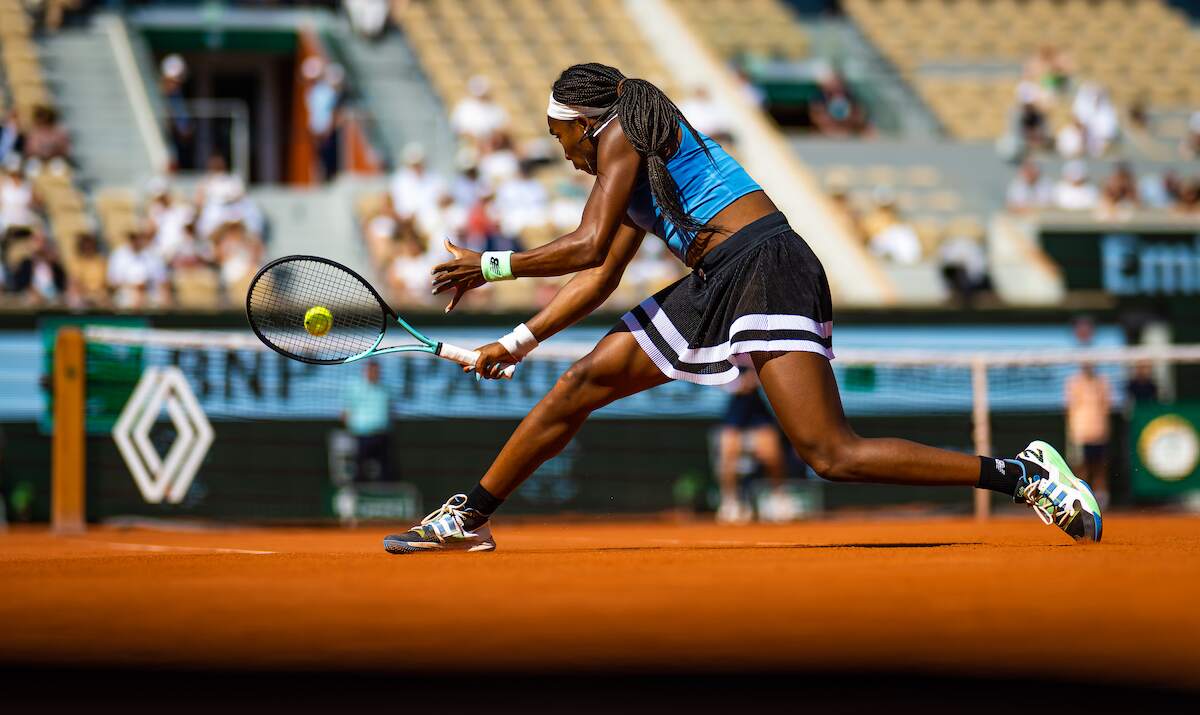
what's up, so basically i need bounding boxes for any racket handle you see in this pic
[436,342,517,379]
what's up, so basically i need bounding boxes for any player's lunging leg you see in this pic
[383,332,667,553]
[752,351,1101,541]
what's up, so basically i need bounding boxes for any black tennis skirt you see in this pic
[615,211,834,385]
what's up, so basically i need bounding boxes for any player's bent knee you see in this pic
[799,438,861,483]
[545,357,605,414]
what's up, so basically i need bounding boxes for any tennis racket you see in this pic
[245,254,515,378]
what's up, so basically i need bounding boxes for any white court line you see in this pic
[98,541,276,555]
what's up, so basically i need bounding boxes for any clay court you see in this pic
[3,513,1199,707]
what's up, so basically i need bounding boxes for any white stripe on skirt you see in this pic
[622,297,835,386]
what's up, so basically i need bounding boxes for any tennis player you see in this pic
[383,63,1101,553]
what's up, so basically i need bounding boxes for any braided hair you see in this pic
[552,62,714,239]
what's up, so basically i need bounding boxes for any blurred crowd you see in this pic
[360,74,684,310]
[1,142,265,309]
[1006,157,1199,219]
[1003,45,1200,218]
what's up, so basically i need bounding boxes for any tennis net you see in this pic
[48,326,1200,528]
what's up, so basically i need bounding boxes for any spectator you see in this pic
[341,361,392,482]
[1055,117,1087,159]
[1072,314,1095,347]
[23,105,71,164]
[362,194,402,264]
[10,230,65,305]
[1173,177,1200,216]
[716,356,788,524]
[1025,45,1073,97]
[389,143,445,222]
[1071,82,1120,157]
[1065,363,1112,507]
[1126,361,1159,408]
[449,153,484,208]
[1097,162,1140,219]
[195,153,234,209]
[678,87,733,144]
[450,75,508,146]
[197,175,264,242]
[107,222,169,309]
[809,65,868,137]
[387,232,433,306]
[211,220,263,300]
[1138,170,1176,209]
[478,131,520,187]
[0,155,38,233]
[415,190,465,250]
[67,232,109,308]
[495,160,550,239]
[1053,160,1099,211]
[302,57,345,182]
[822,183,864,244]
[861,190,920,264]
[0,110,21,165]
[145,177,200,266]
[344,0,391,39]
[1006,159,1053,212]
[1013,78,1052,154]
[160,54,195,171]
[1180,111,1200,159]
[462,187,515,253]
[939,222,990,304]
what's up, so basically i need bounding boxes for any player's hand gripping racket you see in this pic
[245,255,515,378]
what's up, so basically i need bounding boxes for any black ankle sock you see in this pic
[464,483,504,523]
[976,456,1024,497]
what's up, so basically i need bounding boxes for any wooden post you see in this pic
[971,358,991,521]
[52,327,86,534]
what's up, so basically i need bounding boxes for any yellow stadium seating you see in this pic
[843,0,1200,139]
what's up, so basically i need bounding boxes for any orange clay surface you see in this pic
[1,514,1199,689]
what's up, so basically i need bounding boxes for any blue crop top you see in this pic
[623,124,761,262]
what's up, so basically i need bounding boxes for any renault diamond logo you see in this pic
[112,366,214,504]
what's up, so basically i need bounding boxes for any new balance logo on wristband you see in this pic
[489,257,500,269]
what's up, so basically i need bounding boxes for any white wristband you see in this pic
[498,323,538,361]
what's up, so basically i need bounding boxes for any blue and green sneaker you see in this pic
[1013,441,1103,542]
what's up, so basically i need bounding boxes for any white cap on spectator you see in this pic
[145,175,170,197]
[455,145,479,171]
[1063,159,1088,182]
[468,75,491,98]
[1189,111,1200,134]
[2,153,22,174]
[161,54,186,80]
[302,56,325,81]
[208,175,245,205]
[402,142,426,166]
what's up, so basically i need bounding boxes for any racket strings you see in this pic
[248,258,387,363]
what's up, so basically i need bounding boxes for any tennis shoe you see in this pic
[1012,441,1102,543]
[383,494,496,554]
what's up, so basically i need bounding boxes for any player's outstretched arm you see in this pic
[470,220,645,378]
[431,123,641,306]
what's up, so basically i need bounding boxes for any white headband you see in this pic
[547,92,609,121]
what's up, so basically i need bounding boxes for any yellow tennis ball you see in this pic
[304,306,333,336]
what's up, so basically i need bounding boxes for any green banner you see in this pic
[39,317,147,435]
[1130,403,1200,499]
